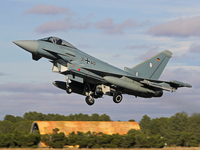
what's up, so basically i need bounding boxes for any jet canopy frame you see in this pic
[39,37,77,49]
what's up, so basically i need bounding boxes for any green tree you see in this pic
[41,128,66,148]
[98,133,113,148]
[124,129,138,148]
[99,114,111,121]
[110,133,123,148]
[170,112,188,132]
[0,120,14,134]
[149,118,161,135]
[25,132,40,148]
[149,134,164,148]
[12,130,27,147]
[139,115,151,134]
[128,119,135,122]
[68,131,78,146]
[14,120,33,133]
[15,116,24,122]
[76,131,96,148]
[135,132,149,148]
[158,117,170,136]
[188,113,200,133]
[90,113,100,121]
[4,115,17,123]
[0,133,13,147]
[23,111,37,121]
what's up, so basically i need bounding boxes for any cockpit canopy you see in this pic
[38,37,77,49]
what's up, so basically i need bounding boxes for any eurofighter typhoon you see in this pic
[13,37,192,105]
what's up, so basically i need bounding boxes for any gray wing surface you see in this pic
[83,66,192,92]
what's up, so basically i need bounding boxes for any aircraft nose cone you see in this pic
[13,40,38,53]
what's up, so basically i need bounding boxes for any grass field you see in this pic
[1,148,200,150]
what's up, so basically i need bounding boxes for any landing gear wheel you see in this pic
[66,87,72,94]
[85,96,95,106]
[113,93,123,103]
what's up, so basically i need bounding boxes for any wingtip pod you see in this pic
[170,80,192,88]
[187,84,192,88]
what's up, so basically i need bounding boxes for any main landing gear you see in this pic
[85,92,123,106]
[113,93,123,103]
[85,96,95,106]
[84,83,95,106]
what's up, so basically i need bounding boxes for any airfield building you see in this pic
[31,121,140,135]
[31,121,140,147]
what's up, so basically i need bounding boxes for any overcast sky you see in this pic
[0,0,200,122]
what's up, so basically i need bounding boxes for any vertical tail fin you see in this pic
[129,50,172,80]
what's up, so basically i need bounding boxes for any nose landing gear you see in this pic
[66,87,72,94]
[66,76,72,94]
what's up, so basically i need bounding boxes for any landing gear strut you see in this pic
[113,93,123,103]
[85,96,95,106]
[66,76,72,94]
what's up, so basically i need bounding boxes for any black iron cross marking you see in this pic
[85,58,90,64]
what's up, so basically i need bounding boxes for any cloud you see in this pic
[113,54,121,58]
[36,17,138,34]
[25,4,72,15]
[35,16,148,34]
[125,44,150,50]
[147,16,200,37]
[135,48,160,60]
[172,53,194,60]
[0,82,59,94]
[189,42,200,53]
[95,18,138,34]
[0,72,8,76]
[161,66,200,89]
[76,44,93,49]
[1,89,197,122]
[157,67,200,116]
[35,18,92,33]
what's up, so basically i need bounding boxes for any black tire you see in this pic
[113,93,123,103]
[85,96,95,105]
[66,87,72,94]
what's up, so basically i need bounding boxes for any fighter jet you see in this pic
[13,37,192,105]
